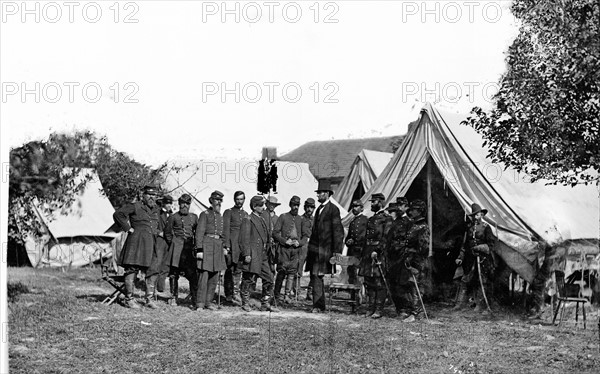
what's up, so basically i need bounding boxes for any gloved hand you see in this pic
[455,258,462,265]
[371,252,378,260]
[244,255,251,264]
[223,247,229,257]
[197,252,204,260]
[286,239,294,246]
[408,266,419,275]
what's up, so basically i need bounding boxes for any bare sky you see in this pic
[2,1,519,166]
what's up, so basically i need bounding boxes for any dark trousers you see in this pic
[364,276,387,312]
[388,274,410,312]
[241,256,274,306]
[123,265,148,299]
[224,262,242,300]
[169,263,198,300]
[310,274,326,310]
[196,270,219,307]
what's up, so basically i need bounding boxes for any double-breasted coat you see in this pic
[359,210,393,277]
[272,212,311,271]
[113,201,159,268]
[223,206,248,265]
[195,208,227,272]
[164,211,198,268]
[305,201,344,275]
[345,214,368,258]
[238,213,271,275]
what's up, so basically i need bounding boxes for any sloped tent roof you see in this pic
[163,159,348,216]
[353,103,599,283]
[27,168,119,267]
[335,149,394,209]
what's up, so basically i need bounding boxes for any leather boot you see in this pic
[240,280,252,312]
[453,285,468,311]
[145,282,158,309]
[124,273,140,309]
[365,290,376,317]
[169,277,179,306]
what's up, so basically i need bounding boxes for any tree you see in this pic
[9,130,166,244]
[462,0,600,185]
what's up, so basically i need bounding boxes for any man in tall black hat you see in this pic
[239,195,279,312]
[305,180,344,313]
[454,203,496,314]
[345,199,368,285]
[359,192,393,319]
[195,190,227,310]
[113,184,160,309]
[272,195,311,304]
[222,191,248,306]
[164,194,198,307]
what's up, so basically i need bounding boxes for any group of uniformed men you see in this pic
[113,183,496,320]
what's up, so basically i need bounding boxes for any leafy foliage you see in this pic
[9,130,166,243]
[462,0,600,185]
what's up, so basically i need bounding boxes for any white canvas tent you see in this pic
[335,149,393,210]
[25,168,120,267]
[163,159,348,216]
[352,103,599,283]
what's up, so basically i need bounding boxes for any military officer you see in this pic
[385,197,413,318]
[239,196,279,312]
[272,196,311,304]
[359,193,393,319]
[345,200,368,285]
[164,194,198,307]
[454,203,496,315]
[195,190,227,311]
[402,199,431,322]
[147,194,173,295]
[113,184,160,309]
[222,191,248,306]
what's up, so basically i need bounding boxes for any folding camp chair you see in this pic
[328,254,362,313]
[552,271,588,329]
[99,255,126,305]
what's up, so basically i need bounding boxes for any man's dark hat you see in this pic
[304,198,316,207]
[369,192,385,202]
[250,195,265,209]
[351,199,364,208]
[143,185,158,195]
[178,194,192,204]
[468,203,488,217]
[396,197,409,205]
[315,180,334,194]
[210,190,224,201]
[289,195,301,206]
[386,202,400,212]
[161,195,174,204]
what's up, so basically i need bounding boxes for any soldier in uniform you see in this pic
[359,192,393,319]
[113,185,160,309]
[345,200,368,285]
[305,180,344,313]
[239,196,279,312]
[295,198,315,300]
[260,196,280,301]
[147,194,173,296]
[222,191,248,306]
[272,196,311,305]
[164,194,198,307]
[385,197,413,318]
[454,203,496,314]
[195,190,227,310]
[402,199,431,322]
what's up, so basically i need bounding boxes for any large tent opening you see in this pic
[349,180,366,209]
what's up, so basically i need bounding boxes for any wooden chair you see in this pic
[552,271,587,329]
[99,254,126,305]
[328,254,362,313]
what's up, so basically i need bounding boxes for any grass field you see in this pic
[6,267,600,373]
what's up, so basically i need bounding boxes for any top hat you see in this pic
[315,180,334,194]
[468,203,488,217]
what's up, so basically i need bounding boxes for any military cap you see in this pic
[386,202,400,212]
[178,194,192,204]
[143,185,159,195]
[304,198,316,207]
[396,197,409,205]
[351,199,364,207]
[369,192,386,201]
[266,196,280,206]
[250,195,265,209]
[409,199,427,212]
[210,190,224,201]
[289,195,301,206]
[161,195,174,204]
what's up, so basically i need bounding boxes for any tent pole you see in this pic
[426,158,433,257]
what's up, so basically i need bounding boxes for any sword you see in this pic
[477,255,492,314]
[410,270,429,322]
[372,255,396,311]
